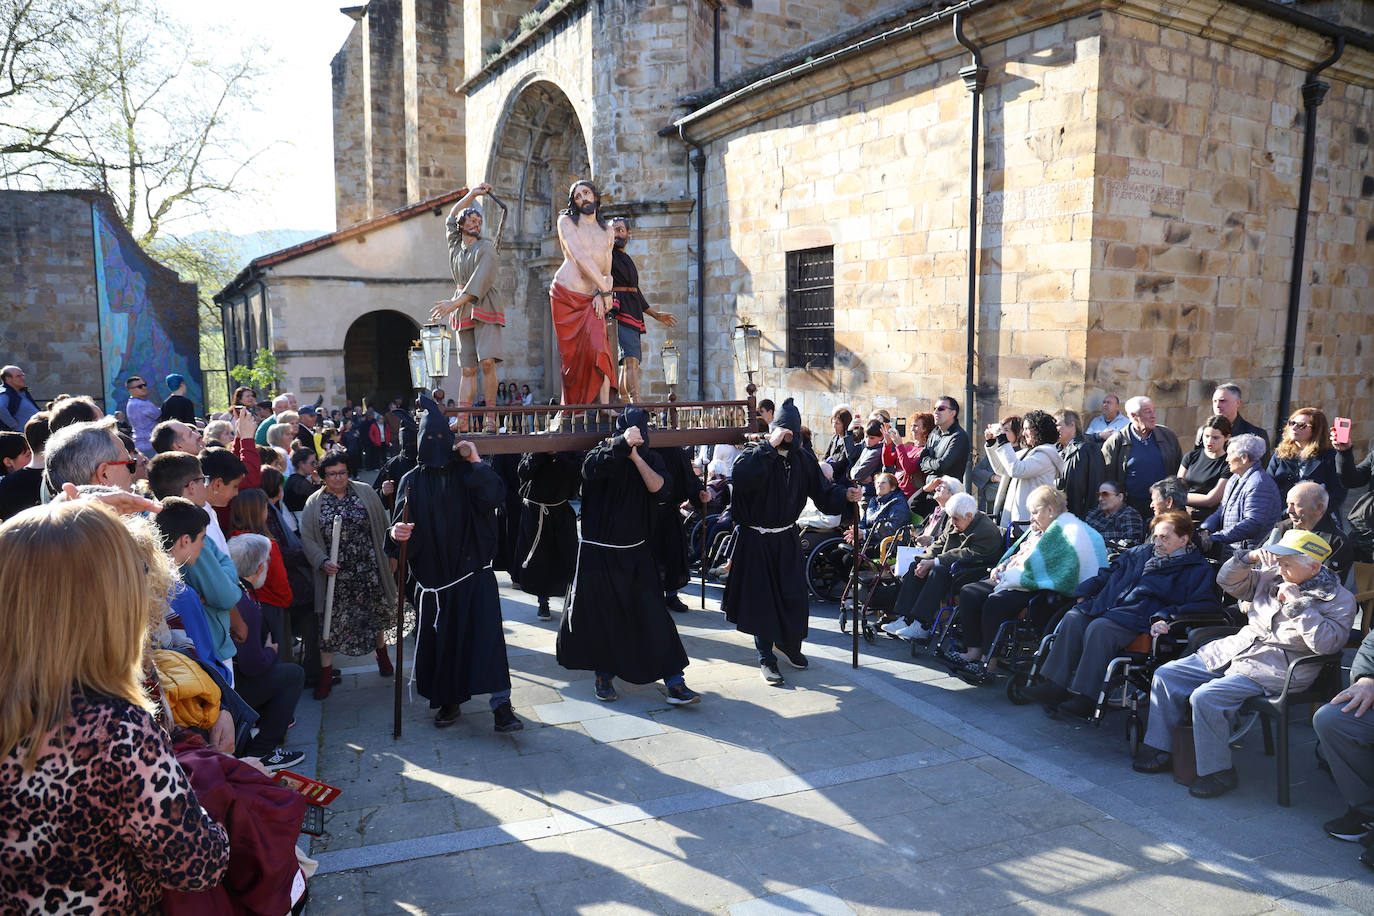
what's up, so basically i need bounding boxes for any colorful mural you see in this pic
[91,205,202,414]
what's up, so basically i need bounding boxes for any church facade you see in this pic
[313,0,1372,442]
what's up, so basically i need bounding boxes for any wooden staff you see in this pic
[321,515,342,641]
[700,475,708,610]
[392,502,410,740]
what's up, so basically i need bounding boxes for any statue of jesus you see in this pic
[549,179,616,406]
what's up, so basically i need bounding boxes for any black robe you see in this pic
[556,436,689,683]
[491,453,523,585]
[723,440,852,646]
[374,450,416,514]
[393,457,511,708]
[515,451,581,599]
[650,446,697,593]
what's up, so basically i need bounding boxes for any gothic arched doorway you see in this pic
[485,79,591,401]
[343,310,420,409]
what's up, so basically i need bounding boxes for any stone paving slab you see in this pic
[302,578,1372,914]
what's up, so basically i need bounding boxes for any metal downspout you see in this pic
[954,12,987,491]
[679,125,708,401]
[1276,37,1344,435]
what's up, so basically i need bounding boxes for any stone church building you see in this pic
[247,0,1373,443]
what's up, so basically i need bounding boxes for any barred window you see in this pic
[786,247,834,369]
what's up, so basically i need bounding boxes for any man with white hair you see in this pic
[1200,433,1283,558]
[43,418,134,493]
[1251,480,1354,578]
[1102,396,1182,518]
[0,365,40,431]
[254,392,297,446]
[1133,530,1356,798]
[884,490,1003,641]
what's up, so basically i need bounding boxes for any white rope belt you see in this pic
[412,564,493,630]
[521,498,569,567]
[566,537,646,632]
[747,524,793,534]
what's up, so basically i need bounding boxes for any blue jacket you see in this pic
[168,582,232,682]
[1073,543,1219,632]
[1203,465,1283,552]
[861,490,908,541]
[180,538,243,662]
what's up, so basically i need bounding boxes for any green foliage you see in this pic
[518,9,541,32]
[146,231,240,411]
[229,348,284,398]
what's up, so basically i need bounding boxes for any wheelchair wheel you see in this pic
[806,536,849,603]
[1126,714,1143,756]
[1006,672,1033,705]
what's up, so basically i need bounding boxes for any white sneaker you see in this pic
[896,621,930,640]
[881,620,908,635]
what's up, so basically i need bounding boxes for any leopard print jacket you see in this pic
[0,690,230,914]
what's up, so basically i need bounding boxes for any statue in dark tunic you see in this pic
[392,396,522,732]
[515,450,581,619]
[556,407,699,705]
[723,398,860,684]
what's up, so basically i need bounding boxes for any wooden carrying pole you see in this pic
[393,502,410,739]
[321,516,342,640]
[850,501,861,669]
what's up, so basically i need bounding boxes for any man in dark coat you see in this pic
[391,396,522,732]
[724,398,862,686]
[652,444,703,614]
[556,407,700,705]
[515,450,581,620]
[491,452,524,586]
[1056,409,1106,518]
[373,409,417,514]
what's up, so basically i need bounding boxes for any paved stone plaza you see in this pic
[298,577,1372,915]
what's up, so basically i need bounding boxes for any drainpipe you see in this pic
[679,125,708,401]
[954,12,986,491]
[1276,37,1343,436]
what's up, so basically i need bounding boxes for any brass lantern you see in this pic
[407,341,428,392]
[419,323,451,382]
[661,340,681,389]
[732,318,761,381]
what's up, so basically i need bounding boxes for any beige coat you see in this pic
[299,480,397,617]
[1198,557,1355,693]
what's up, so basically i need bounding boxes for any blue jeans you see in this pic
[596,671,684,688]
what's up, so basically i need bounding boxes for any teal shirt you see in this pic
[180,537,242,661]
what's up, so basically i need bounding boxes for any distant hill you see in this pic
[186,228,328,267]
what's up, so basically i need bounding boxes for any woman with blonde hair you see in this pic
[1267,406,1346,514]
[0,500,229,913]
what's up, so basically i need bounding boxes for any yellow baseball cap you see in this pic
[1267,529,1332,562]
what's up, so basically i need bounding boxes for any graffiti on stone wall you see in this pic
[91,205,202,413]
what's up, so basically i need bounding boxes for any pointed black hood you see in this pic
[394,408,418,460]
[417,395,453,467]
[615,405,651,448]
[770,397,801,440]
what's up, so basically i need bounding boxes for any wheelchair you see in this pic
[805,523,916,640]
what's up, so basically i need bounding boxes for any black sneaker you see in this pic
[434,704,462,728]
[665,684,701,706]
[778,644,808,670]
[258,748,305,772]
[1132,749,1173,774]
[1188,767,1239,798]
[493,702,524,732]
[1052,694,1097,721]
[665,593,690,614]
[1024,681,1071,707]
[595,674,618,702]
[537,601,552,621]
[1324,807,1374,843]
[760,661,785,686]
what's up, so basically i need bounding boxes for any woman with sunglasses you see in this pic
[1268,407,1347,515]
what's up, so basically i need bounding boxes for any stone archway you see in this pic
[485,79,591,400]
[343,310,421,409]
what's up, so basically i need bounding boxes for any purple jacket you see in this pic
[230,583,278,679]
[125,395,161,451]
[1203,465,1283,552]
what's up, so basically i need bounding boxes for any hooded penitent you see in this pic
[771,397,802,440]
[615,406,651,448]
[417,395,453,467]
[395,409,418,460]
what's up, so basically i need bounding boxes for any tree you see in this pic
[1,0,268,243]
[229,348,286,399]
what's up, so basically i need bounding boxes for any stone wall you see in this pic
[332,17,368,228]
[714,0,911,83]
[403,0,466,204]
[0,190,199,413]
[1089,9,1374,439]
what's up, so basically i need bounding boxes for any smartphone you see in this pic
[1333,417,1351,445]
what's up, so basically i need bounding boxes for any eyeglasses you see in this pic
[101,459,137,474]
[1287,420,1310,430]
[933,406,951,413]
[323,470,349,478]
[130,383,146,390]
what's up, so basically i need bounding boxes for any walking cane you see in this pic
[321,516,342,641]
[700,488,708,610]
[850,499,861,669]
[393,501,410,740]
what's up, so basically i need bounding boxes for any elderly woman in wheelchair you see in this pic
[1024,509,1221,720]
